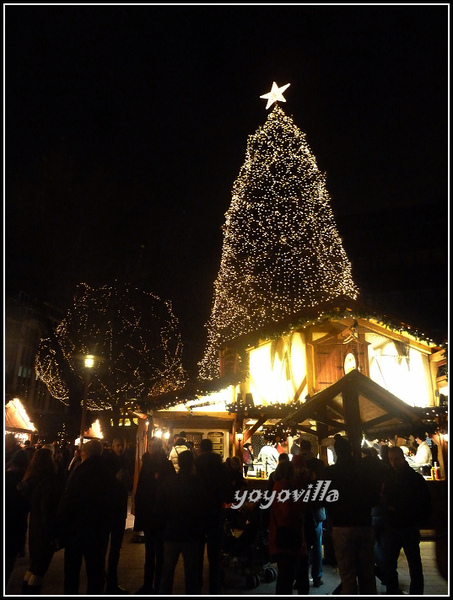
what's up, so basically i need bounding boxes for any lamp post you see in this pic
[79,354,95,445]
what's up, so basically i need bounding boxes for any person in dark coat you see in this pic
[268,459,309,595]
[157,450,206,594]
[242,442,254,476]
[379,445,432,595]
[298,439,327,588]
[223,455,245,493]
[5,433,22,468]
[325,435,378,595]
[57,439,119,595]
[103,437,132,594]
[134,437,176,594]
[5,449,30,588]
[17,447,65,594]
[195,438,232,594]
[360,445,393,587]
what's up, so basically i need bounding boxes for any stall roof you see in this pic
[279,369,426,449]
[5,398,37,433]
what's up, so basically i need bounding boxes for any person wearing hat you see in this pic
[242,442,254,476]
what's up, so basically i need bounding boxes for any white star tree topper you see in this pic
[260,81,291,109]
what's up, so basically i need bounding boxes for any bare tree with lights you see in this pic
[199,82,359,380]
[35,282,187,437]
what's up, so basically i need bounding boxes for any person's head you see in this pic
[5,433,19,453]
[278,452,289,463]
[361,447,378,460]
[387,446,407,472]
[299,439,313,456]
[178,449,194,473]
[112,438,126,456]
[414,431,426,445]
[23,447,55,479]
[229,456,241,471]
[334,435,353,459]
[179,431,187,439]
[81,439,104,461]
[9,448,29,471]
[42,443,56,455]
[380,444,390,462]
[291,453,306,470]
[149,437,165,454]
[274,458,295,482]
[243,442,252,450]
[199,438,213,453]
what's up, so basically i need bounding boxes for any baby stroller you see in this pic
[222,501,277,589]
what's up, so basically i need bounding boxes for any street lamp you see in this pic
[79,354,95,445]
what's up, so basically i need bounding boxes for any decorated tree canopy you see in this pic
[35,282,187,412]
[199,83,359,380]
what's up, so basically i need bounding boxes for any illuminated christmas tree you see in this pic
[36,282,187,434]
[199,83,359,380]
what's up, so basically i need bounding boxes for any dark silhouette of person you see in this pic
[157,449,206,594]
[5,433,22,469]
[17,447,65,594]
[298,439,327,588]
[379,445,432,595]
[104,437,132,594]
[223,455,245,493]
[242,442,254,476]
[324,435,378,595]
[5,449,30,588]
[195,438,232,594]
[360,445,392,587]
[268,459,309,595]
[168,431,193,472]
[134,437,176,594]
[57,439,119,595]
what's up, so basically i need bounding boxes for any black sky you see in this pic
[5,4,449,375]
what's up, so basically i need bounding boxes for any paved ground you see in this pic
[5,506,449,596]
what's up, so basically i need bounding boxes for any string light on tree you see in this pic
[35,282,187,412]
[199,83,359,380]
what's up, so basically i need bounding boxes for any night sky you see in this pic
[5,5,448,376]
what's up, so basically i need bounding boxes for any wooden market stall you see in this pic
[5,397,38,443]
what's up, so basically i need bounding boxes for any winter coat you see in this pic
[380,461,432,528]
[17,468,65,576]
[169,440,191,472]
[134,450,176,532]
[325,456,378,527]
[268,478,308,560]
[57,455,118,546]
[156,469,207,542]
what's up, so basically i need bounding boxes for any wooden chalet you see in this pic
[146,299,447,469]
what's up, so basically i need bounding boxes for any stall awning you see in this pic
[279,369,426,454]
[5,398,37,433]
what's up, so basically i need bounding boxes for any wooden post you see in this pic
[342,383,363,460]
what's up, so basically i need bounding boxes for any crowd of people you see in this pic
[5,429,434,595]
[5,433,135,595]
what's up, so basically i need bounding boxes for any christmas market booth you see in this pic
[5,397,38,444]
[141,301,447,476]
